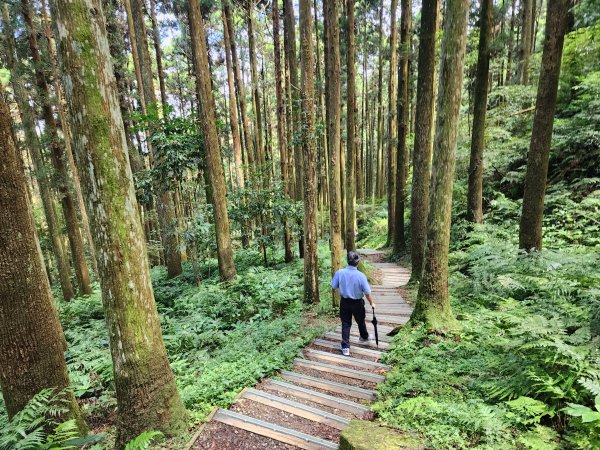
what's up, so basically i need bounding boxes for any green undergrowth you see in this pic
[372,192,600,449]
[44,245,336,445]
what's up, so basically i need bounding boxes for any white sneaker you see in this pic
[340,345,350,356]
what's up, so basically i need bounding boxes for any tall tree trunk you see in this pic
[188,0,237,281]
[314,0,329,218]
[247,4,265,171]
[325,0,343,307]
[411,0,469,331]
[516,0,533,84]
[0,92,84,428]
[467,0,493,223]
[386,0,399,247]
[51,1,188,445]
[393,0,411,255]
[1,5,75,301]
[299,0,319,304]
[21,0,93,296]
[519,0,570,251]
[128,0,182,278]
[410,0,439,281]
[148,0,168,111]
[222,8,244,190]
[376,4,385,199]
[345,0,357,251]
[506,0,515,84]
[274,0,294,263]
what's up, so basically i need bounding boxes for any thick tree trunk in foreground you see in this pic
[51,1,188,445]
[273,0,294,263]
[1,5,75,301]
[410,0,439,281]
[519,0,570,251]
[22,0,93,296]
[516,0,533,84]
[0,93,84,428]
[188,0,237,281]
[386,0,399,246]
[411,0,469,332]
[325,0,343,307]
[300,0,319,304]
[467,0,493,223]
[393,0,411,255]
[345,0,357,251]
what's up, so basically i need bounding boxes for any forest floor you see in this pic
[190,249,412,450]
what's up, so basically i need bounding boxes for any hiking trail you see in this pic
[190,249,411,449]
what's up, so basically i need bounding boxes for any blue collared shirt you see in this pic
[331,266,371,300]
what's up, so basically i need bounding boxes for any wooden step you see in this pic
[312,338,383,359]
[304,349,389,370]
[264,379,371,414]
[375,315,409,325]
[294,358,385,383]
[241,388,350,430]
[280,370,376,400]
[321,332,390,351]
[213,409,337,450]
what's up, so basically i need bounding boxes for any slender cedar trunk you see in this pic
[274,0,294,263]
[21,0,93,296]
[224,1,256,174]
[284,41,296,198]
[284,0,305,258]
[299,0,319,304]
[1,5,75,301]
[340,137,347,240]
[314,0,329,218]
[386,0,399,247]
[51,2,188,444]
[519,0,570,251]
[148,0,168,111]
[467,0,493,223]
[128,0,182,278]
[324,0,343,307]
[376,4,385,199]
[188,0,237,281]
[393,0,411,255]
[411,0,469,332]
[410,0,439,281]
[345,0,357,251]
[506,0,515,84]
[284,0,304,203]
[42,0,99,278]
[247,5,265,172]
[360,13,368,203]
[0,92,84,428]
[222,9,244,190]
[516,0,533,84]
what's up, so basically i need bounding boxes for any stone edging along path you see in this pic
[189,249,411,450]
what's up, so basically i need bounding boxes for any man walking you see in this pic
[331,251,376,356]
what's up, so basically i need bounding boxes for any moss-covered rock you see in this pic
[339,420,424,450]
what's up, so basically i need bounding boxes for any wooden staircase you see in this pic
[191,249,411,450]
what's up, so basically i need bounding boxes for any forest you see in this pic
[0,0,599,448]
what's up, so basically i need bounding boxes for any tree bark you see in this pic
[410,0,439,281]
[148,0,168,111]
[411,0,469,332]
[299,0,319,304]
[506,0,515,83]
[188,0,237,281]
[274,0,294,263]
[51,0,188,444]
[386,0,399,247]
[376,4,385,199]
[1,4,75,301]
[0,92,84,428]
[21,0,93,296]
[345,0,357,251]
[516,0,533,84]
[247,4,265,171]
[467,0,493,223]
[519,0,570,251]
[325,0,343,307]
[393,0,411,255]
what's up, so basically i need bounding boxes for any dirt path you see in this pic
[190,249,411,450]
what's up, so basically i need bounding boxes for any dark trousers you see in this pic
[340,297,369,348]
